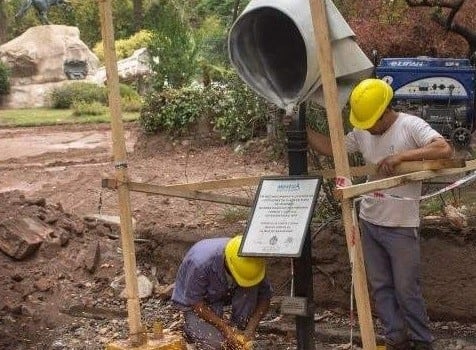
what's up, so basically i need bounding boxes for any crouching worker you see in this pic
[171,235,272,350]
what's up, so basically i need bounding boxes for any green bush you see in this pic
[49,82,107,109]
[213,75,269,141]
[112,84,143,112]
[118,83,140,100]
[122,95,143,112]
[139,74,270,142]
[0,62,10,95]
[140,86,214,135]
[94,30,153,62]
[72,101,108,116]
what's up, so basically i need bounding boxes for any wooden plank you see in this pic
[309,1,376,349]
[164,176,262,191]
[98,0,144,345]
[310,0,376,350]
[313,159,466,178]
[338,159,476,200]
[101,159,468,208]
[152,159,467,192]
[102,179,253,207]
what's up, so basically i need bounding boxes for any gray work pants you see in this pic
[360,219,433,344]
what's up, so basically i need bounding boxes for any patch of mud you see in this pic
[0,124,475,349]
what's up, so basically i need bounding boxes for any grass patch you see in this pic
[420,196,444,216]
[220,206,250,224]
[0,108,139,127]
[420,181,476,217]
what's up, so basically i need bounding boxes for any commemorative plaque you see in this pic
[240,176,321,257]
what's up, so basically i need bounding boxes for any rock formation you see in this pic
[0,25,100,108]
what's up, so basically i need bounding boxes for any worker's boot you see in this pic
[412,341,434,350]
[385,340,412,350]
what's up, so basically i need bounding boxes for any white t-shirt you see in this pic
[345,113,442,227]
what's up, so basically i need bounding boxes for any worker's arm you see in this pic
[243,297,270,339]
[378,137,453,175]
[306,127,333,156]
[192,301,245,349]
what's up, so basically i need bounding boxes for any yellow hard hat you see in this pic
[225,236,265,287]
[349,79,394,130]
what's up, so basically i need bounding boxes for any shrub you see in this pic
[118,84,143,111]
[0,62,10,95]
[71,101,108,116]
[140,86,213,135]
[139,74,270,142]
[122,95,143,112]
[49,82,107,109]
[220,207,249,224]
[118,83,140,100]
[94,30,153,62]
[213,75,269,141]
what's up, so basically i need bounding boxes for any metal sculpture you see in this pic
[15,0,70,25]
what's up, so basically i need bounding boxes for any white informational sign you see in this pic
[240,176,321,257]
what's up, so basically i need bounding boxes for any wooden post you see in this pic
[309,1,377,349]
[98,0,145,345]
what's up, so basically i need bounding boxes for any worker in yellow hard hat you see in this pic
[306,78,452,350]
[171,235,272,350]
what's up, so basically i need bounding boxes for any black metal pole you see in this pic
[287,103,315,350]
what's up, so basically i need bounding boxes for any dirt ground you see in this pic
[0,122,475,350]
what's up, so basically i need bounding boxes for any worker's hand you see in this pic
[234,332,254,350]
[223,327,253,350]
[241,329,255,349]
[243,327,255,341]
[378,154,402,176]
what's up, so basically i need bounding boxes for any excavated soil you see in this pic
[0,122,475,350]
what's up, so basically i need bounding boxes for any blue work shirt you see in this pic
[172,237,272,307]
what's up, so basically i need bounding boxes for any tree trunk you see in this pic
[132,0,143,31]
[0,0,7,44]
[405,0,476,58]
[232,0,241,22]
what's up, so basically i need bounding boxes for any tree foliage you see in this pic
[2,0,475,61]
[0,61,10,95]
[4,0,136,46]
[0,0,7,44]
[194,0,249,27]
[405,0,476,56]
[347,0,476,58]
[145,0,198,91]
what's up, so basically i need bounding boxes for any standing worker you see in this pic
[171,235,272,350]
[306,79,452,350]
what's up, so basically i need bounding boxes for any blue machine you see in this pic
[375,57,476,148]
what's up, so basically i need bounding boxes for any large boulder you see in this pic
[0,25,100,108]
[93,48,151,85]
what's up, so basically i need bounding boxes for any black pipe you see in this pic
[287,102,315,350]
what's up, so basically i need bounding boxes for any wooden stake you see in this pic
[309,1,376,349]
[98,0,145,345]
